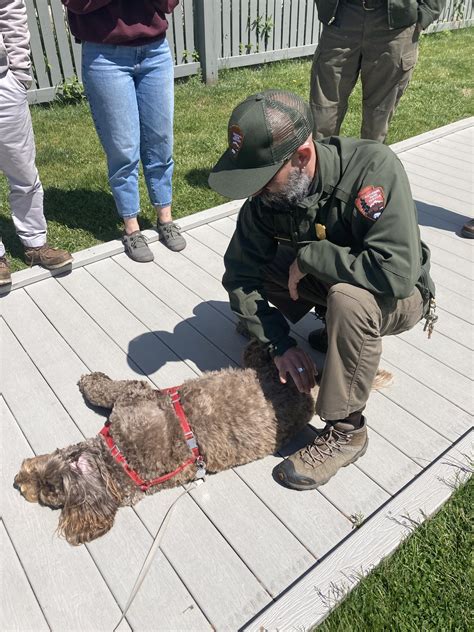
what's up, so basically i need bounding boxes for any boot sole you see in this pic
[277,439,369,491]
[42,257,73,270]
[26,257,73,270]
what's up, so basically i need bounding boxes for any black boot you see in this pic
[308,327,328,353]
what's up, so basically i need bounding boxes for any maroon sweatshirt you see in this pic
[61,1,179,46]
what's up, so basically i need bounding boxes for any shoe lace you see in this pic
[40,245,57,256]
[160,223,181,239]
[300,426,352,465]
[129,233,147,248]
[25,244,49,266]
[313,304,327,324]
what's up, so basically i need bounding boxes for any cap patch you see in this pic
[355,186,385,221]
[229,125,244,159]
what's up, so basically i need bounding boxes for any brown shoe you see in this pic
[0,255,12,285]
[461,219,474,239]
[274,418,368,490]
[24,243,73,270]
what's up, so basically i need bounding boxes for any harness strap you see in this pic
[161,386,202,460]
[99,385,205,491]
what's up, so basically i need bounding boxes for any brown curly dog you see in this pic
[13,340,390,545]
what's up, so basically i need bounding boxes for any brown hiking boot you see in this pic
[24,244,73,270]
[0,255,12,285]
[274,417,368,490]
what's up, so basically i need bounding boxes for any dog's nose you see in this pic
[13,479,20,491]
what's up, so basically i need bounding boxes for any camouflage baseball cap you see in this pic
[208,90,314,199]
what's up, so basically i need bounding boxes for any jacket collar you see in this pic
[297,141,342,210]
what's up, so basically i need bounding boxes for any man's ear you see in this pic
[295,143,312,171]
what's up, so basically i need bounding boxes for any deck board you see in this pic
[1,119,472,631]
[0,520,49,632]
[189,469,316,597]
[1,398,131,631]
[87,257,234,374]
[57,268,198,387]
[235,456,354,558]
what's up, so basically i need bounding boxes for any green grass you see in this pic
[317,476,473,631]
[1,27,473,272]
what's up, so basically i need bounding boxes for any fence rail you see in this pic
[25,0,473,104]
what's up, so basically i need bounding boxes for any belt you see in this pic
[344,0,384,10]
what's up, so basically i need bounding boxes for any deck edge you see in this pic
[0,199,244,296]
[390,117,473,154]
[2,117,472,298]
[242,428,473,632]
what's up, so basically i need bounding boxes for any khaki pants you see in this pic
[309,1,419,142]
[263,247,425,420]
[0,70,46,257]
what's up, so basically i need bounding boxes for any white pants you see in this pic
[0,70,46,257]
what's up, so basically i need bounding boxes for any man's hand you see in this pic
[273,346,317,394]
[288,258,307,300]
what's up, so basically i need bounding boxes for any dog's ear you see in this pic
[57,452,122,545]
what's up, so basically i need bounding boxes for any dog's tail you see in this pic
[372,368,393,390]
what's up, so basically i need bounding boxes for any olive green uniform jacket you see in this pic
[315,0,445,30]
[223,138,435,357]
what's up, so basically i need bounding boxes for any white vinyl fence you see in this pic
[25,0,473,104]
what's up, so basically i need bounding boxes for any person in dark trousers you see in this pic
[310,0,446,142]
[209,90,435,490]
[0,0,72,285]
[61,0,186,262]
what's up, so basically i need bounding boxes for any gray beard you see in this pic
[259,169,312,211]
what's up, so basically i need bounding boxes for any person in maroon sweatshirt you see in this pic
[62,0,186,262]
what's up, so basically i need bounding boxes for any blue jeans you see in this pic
[82,38,174,219]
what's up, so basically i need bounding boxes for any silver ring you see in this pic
[296,367,305,373]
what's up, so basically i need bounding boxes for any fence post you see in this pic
[194,0,219,84]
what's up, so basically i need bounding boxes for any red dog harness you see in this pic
[99,386,205,491]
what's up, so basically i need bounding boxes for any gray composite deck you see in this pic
[1,119,473,632]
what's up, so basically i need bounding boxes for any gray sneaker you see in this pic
[274,417,368,490]
[157,221,186,252]
[122,231,154,263]
[0,255,11,285]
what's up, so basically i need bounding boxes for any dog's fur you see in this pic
[14,341,391,545]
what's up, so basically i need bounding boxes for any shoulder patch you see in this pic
[355,186,385,221]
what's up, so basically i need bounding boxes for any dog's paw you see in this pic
[78,372,115,408]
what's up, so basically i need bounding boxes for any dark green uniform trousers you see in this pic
[263,247,425,420]
[310,0,419,142]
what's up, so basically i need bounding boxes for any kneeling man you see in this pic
[208,90,435,490]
